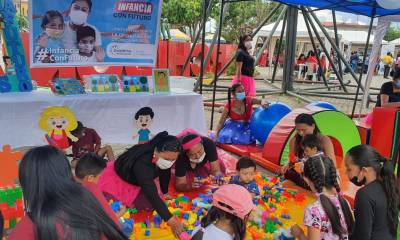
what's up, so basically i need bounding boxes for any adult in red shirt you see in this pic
[318,52,327,81]
[297,54,307,80]
[214,83,268,144]
[306,50,318,80]
[10,145,126,240]
[70,121,115,167]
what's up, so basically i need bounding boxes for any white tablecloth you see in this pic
[0,89,206,148]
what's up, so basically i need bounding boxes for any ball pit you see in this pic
[109,173,314,240]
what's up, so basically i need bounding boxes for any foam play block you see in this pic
[369,107,399,159]
[217,143,263,158]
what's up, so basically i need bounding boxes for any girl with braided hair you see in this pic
[345,145,399,240]
[214,83,268,144]
[291,155,354,240]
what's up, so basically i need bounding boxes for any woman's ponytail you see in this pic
[379,157,400,236]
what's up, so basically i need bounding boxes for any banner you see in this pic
[30,0,162,67]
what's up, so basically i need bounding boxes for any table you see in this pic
[0,88,206,148]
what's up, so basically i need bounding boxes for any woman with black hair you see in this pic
[291,155,354,240]
[174,133,225,192]
[232,34,256,97]
[345,145,400,240]
[10,145,126,240]
[214,83,267,145]
[98,131,185,237]
[282,113,336,189]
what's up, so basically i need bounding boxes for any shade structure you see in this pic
[271,0,400,17]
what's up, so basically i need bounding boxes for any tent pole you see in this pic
[199,0,211,94]
[282,6,297,92]
[351,10,375,119]
[254,6,287,66]
[306,7,372,99]
[211,4,283,80]
[271,10,287,83]
[194,2,229,92]
[302,12,329,89]
[181,0,214,76]
[332,10,343,79]
[210,0,225,130]
[302,10,346,91]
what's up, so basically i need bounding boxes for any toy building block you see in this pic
[0,145,22,186]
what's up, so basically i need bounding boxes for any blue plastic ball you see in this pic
[307,101,337,111]
[250,102,292,144]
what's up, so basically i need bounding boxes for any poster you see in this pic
[152,68,170,93]
[30,0,162,67]
[86,74,120,92]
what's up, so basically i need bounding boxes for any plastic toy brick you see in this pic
[0,145,22,186]
[179,232,191,240]
[110,201,122,212]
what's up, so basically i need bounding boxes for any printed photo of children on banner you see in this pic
[30,0,162,67]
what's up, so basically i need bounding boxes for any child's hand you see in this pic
[291,224,305,238]
[115,205,127,218]
[37,34,48,48]
[95,46,105,62]
[192,181,201,189]
[69,135,78,142]
[164,192,174,200]
[132,134,138,139]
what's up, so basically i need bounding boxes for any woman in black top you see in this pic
[232,34,256,96]
[345,144,399,240]
[98,131,184,237]
[376,68,400,107]
[174,133,224,191]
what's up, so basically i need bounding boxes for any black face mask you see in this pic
[350,171,366,186]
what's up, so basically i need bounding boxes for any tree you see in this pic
[16,13,29,30]
[161,0,282,43]
[384,26,400,42]
[212,1,283,42]
[162,0,204,41]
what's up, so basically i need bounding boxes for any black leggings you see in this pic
[284,168,311,190]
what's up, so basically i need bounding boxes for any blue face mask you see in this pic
[236,92,246,101]
[395,81,400,88]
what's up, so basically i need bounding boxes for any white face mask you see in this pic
[78,43,94,54]
[69,9,88,25]
[244,41,252,50]
[156,158,175,170]
[190,152,206,164]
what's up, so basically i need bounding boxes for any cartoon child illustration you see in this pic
[133,107,155,144]
[39,106,79,150]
